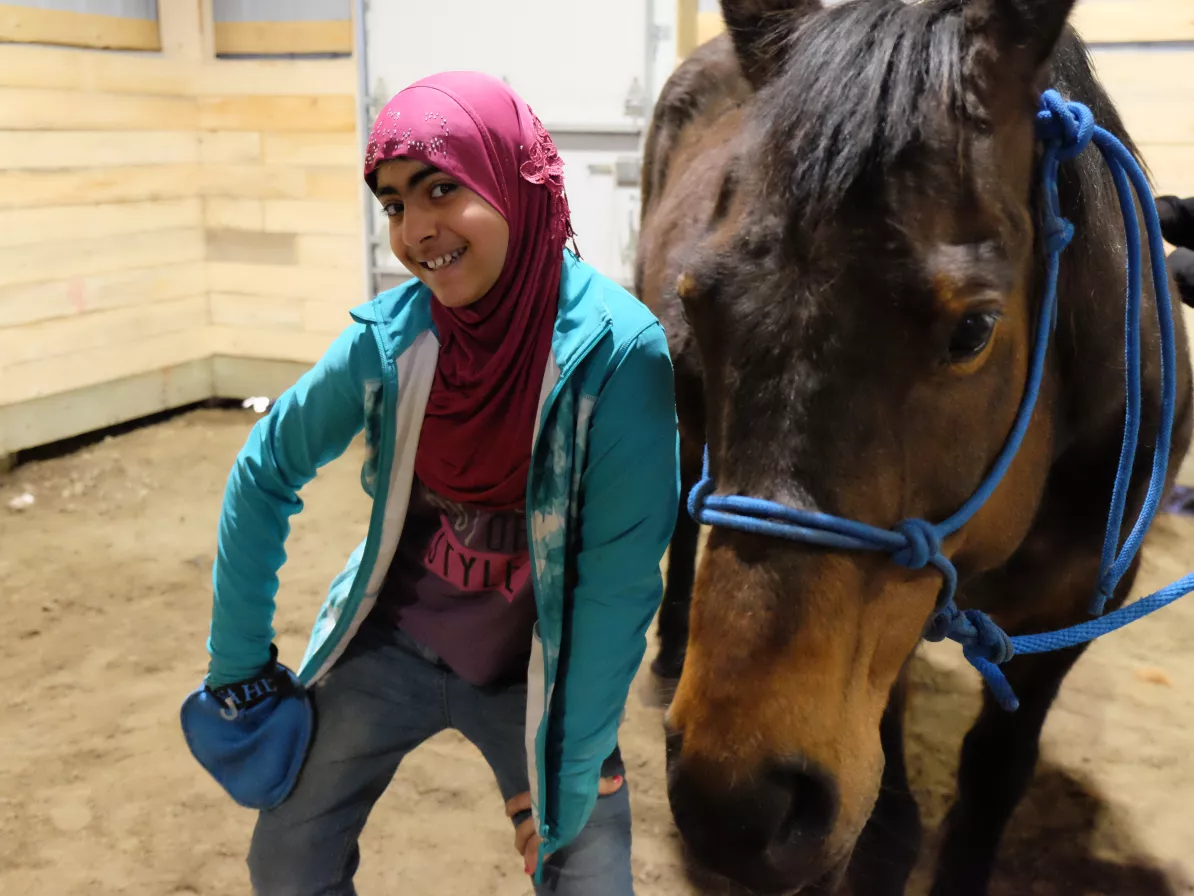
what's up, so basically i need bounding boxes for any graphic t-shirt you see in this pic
[378,477,537,687]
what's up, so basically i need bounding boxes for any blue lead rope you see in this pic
[687,90,1192,712]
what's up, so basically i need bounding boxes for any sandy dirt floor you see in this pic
[1,406,1192,896]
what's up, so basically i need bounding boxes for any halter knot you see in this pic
[892,519,941,570]
[1035,90,1095,162]
[1043,217,1075,254]
[925,602,956,642]
[955,609,1016,666]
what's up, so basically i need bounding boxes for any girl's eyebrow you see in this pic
[376,164,441,198]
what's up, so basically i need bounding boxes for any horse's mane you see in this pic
[755,0,1140,261]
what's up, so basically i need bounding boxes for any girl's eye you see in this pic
[382,202,403,218]
[430,182,457,200]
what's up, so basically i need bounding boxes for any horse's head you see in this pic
[666,0,1103,889]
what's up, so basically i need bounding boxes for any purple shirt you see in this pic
[378,478,537,686]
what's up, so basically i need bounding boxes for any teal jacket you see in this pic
[204,251,680,868]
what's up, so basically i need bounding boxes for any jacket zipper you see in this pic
[526,318,611,866]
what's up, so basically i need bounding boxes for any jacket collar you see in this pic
[349,251,611,368]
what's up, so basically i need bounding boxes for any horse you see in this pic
[636,0,1194,893]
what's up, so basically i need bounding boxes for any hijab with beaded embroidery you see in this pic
[364,72,575,510]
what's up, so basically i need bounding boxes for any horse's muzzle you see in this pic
[666,732,842,893]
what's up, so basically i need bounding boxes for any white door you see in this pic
[357,0,664,292]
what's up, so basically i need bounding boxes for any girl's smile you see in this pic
[420,246,468,271]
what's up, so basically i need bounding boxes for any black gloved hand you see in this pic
[1156,195,1194,250]
[1169,247,1194,309]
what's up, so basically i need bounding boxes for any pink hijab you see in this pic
[364,72,575,510]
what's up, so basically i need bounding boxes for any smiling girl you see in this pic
[180,71,680,895]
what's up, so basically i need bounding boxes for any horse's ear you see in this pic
[719,0,821,90]
[964,0,1079,89]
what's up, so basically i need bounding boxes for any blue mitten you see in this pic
[180,645,313,810]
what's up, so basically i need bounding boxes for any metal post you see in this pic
[353,0,376,302]
[644,0,656,141]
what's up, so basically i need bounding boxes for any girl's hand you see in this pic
[504,775,624,875]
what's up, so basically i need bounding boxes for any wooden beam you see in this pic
[202,164,358,201]
[0,229,204,290]
[261,131,358,166]
[1138,144,1194,197]
[207,261,361,302]
[201,163,320,201]
[0,199,202,249]
[0,46,354,97]
[303,299,357,335]
[199,131,263,164]
[198,0,216,60]
[0,130,199,170]
[676,0,699,60]
[0,296,207,368]
[198,95,356,132]
[204,198,265,231]
[0,359,214,456]
[211,355,312,400]
[158,0,206,59]
[0,4,160,52]
[1180,453,1194,488]
[207,294,357,336]
[214,20,353,57]
[0,263,206,328]
[295,234,361,270]
[1092,49,1194,101]
[194,58,357,97]
[0,323,210,405]
[205,229,298,266]
[0,42,194,94]
[263,199,362,236]
[1072,0,1194,44]
[1116,102,1194,147]
[2,164,371,209]
[0,87,198,131]
[206,324,337,364]
[306,168,359,202]
[209,293,304,330]
[696,9,724,47]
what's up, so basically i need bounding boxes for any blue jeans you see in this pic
[248,613,634,895]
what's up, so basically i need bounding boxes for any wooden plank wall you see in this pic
[0,46,209,410]
[0,0,365,455]
[198,57,364,366]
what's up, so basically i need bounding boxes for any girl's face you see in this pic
[375,159,510,308]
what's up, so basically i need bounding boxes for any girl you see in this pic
[181,71,680,895]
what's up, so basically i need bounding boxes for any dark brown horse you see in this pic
[637,0,1193,893]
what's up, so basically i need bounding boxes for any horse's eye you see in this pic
[947,311,1000,363]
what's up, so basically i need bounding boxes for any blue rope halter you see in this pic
[687,90,1194,713]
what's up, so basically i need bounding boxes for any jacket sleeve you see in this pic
[205,323,377,687]
[543,321,680,851]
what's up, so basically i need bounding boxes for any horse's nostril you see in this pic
[668,753,840,890]
[770,759,839,845]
